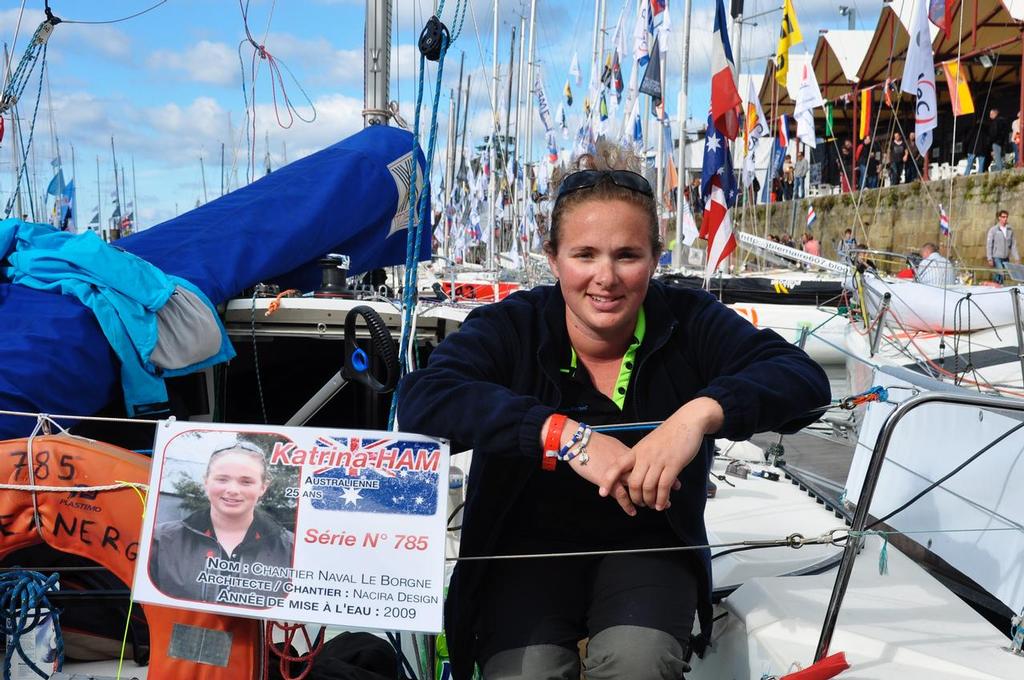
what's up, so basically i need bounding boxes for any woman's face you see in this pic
[548,198,657,343]
[204,450,268,520]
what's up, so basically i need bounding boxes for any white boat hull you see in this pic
[859,274,1023,333]
[728,302,847,366]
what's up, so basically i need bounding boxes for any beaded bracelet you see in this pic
[564,426,592,465]
[558,423,592,463]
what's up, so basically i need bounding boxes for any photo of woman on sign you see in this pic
[149,438,295,604]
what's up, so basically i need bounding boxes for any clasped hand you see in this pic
[566,398,724,516]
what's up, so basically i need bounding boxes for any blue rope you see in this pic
[389,2,460,428]
[449,0,469,41]
[1,21,52,110]
[3,43,48,220]
[0,570,64,679]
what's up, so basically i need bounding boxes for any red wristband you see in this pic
[541,414,567,471]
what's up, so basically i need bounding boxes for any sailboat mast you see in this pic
[453,51,465,155]
[732,3,744,88]
[458,74,471,180]
[227,112,237,192]
[200,154,209,204]
[504,26,517,244]
[131,156,139,232]
[514,15,527,255]
[363,0,391,126]
[121,163,127,220]
[2,43,19,219]
[487,0,499,270]
[12,108,23,219]
[265,131,271,174]
[656,40,665,233]
[513,15,526,174]
[110,137,121,233]
[95,155,101,237]
[29,110,41,220]
[674,0,693,267]
[444,90,456,259]
[446,51,465,264]
[44,62,61,227]
[523,0,537,261]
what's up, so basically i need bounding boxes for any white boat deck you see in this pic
[706,440,845,591]
[696,535,1024,679]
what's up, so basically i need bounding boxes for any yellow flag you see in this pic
[942,60,975,117]
[775,0,804,87]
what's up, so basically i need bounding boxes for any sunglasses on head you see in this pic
[555,170,654,204]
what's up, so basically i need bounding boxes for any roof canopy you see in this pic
[814,30,874,100]
[751,0,1024,129]
[931,0,1024,92]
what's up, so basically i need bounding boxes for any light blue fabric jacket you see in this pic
[1,219,235,415]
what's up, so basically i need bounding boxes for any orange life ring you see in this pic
[0,434,261,679]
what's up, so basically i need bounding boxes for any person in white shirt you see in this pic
[986,209,1020,284]
[916,242,956,286]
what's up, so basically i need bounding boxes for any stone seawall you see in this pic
[729,169,1024,270]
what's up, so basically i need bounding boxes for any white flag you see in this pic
[742,79,769,187]
[568,52,582,86]
[534,67,555,133]
[632,0,651,67]
[611,4,627,61]
[793,62,824,148]
[656,4,671,51]
[745,78,769,140]
[681,197,700,247]
[902,0,937,155]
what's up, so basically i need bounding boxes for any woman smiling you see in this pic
[397,144,830,680]
[149,440,295,604]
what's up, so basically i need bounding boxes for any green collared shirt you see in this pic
[562,307,647,411]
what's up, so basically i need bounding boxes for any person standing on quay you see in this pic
[987,209,1019,284]
[793,151,808,199]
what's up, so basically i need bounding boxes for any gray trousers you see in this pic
[482,625,689,680]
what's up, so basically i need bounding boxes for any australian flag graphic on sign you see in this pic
[310,436,440,516]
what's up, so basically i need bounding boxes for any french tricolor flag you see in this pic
[710,0,741,140]
[778,114,791,149]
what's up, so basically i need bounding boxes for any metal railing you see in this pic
[814,390,1024,661]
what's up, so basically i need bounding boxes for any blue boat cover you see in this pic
[0,125,431,438]
[117,124,431,302]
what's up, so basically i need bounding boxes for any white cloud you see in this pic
[147,96,227,140]
[69,24,134,61]
[148,40,238,85]
[0,8,134,64]
[251,93,364,169]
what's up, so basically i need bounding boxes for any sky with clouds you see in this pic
[0,0,881,229]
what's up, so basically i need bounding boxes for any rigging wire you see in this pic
[236,0,316,183]
[1,0,29,92]
[388,0,469,428]
[58,0,170,25]
[3,42,47,220]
